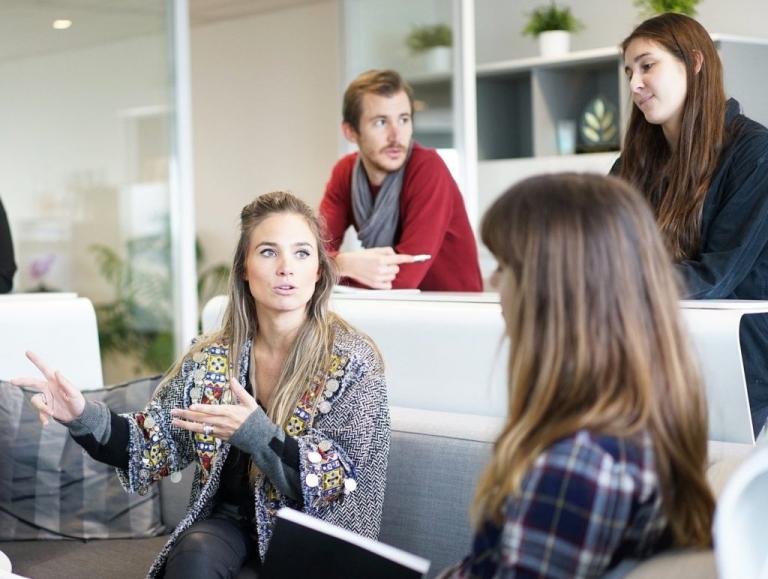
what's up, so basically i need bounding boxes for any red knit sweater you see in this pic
[319,143,483,291]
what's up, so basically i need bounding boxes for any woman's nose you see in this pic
[276,257,294,276]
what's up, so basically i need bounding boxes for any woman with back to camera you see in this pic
[12,191,390,578]
[614,12,768,435]
[442,173,714,578]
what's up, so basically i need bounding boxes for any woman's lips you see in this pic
[637,94,654,108]
[273,285,296,295]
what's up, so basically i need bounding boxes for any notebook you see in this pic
[261,508,430,579]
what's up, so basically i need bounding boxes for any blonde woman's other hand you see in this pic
[10,351,86,426]
[171,377,259,441]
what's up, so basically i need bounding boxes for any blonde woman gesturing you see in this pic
[13,191,390,579]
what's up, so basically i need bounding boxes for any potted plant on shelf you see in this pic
[634,0,699,16]
[523,1,584,58]
[406,23,453,72]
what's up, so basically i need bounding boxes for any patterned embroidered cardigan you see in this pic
[115,323,390,578]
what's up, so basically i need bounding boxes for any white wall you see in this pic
[0,34,170,299]
[342,0,451,79]
[475,0,768,64]
[191,0,341,270]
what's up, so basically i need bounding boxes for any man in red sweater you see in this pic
[319,69,483,291]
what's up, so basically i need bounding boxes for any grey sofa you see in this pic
[0,406,754,579]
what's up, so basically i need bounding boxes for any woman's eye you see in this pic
[296,249,311,259]
[642,62,654,71]
[259,248,276,257]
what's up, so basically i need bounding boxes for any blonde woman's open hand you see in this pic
[171,377,259,441]
[11,351,86,426]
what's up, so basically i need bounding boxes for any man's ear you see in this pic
[692,49,704,74]
[342,122,359,145]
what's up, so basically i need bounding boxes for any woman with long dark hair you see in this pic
[443,174,714,577]
[12,191,390,578]
[615,12,768,435]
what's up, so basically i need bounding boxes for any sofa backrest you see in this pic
[380,407,501,578]
[202,294,765,444]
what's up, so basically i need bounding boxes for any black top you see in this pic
[0,198,16,293]
[612,99,768,434]
[216,371,258,520]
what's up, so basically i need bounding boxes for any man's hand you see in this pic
[335,247,418,289]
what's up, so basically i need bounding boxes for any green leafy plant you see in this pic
[406,24,452,54]
[634,0,699,16]
[523,1,584,36]
[91,234,229,374]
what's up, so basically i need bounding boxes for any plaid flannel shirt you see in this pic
[456,430,670,578]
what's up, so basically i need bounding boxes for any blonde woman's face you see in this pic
[243,213,320,318]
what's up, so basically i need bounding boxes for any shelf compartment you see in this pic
[476,71,532,160]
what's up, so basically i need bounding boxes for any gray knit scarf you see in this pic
[351,145,412,248]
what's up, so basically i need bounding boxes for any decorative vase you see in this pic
[425,46,452,72]
[538,30,570,58]
[578,96,620,153]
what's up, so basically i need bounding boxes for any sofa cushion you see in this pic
[0,377,164,540]
[623,549,717,578]
[0,534,264,579]
[0,537,168,579]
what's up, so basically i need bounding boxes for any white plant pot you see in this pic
[425,46,452,72]
[538,30,571,58]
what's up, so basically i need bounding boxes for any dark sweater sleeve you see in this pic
[676,129,768,298]
[229,407,302,501]
[0,198,17,293]
[72,411,131,469]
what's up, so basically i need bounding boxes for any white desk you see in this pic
[202,293,768,445]
[0,294,104,389]
[679,300,768,444]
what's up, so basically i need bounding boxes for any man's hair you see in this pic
[343,69,414,132]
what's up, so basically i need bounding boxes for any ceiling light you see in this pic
[52,19,72,30]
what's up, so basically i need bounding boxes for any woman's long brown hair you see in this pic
[619,13,725,260]
[475,173,714,547]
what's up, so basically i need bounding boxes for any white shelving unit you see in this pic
[476,46,625,160]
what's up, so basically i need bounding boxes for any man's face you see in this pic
[344,90,413,186]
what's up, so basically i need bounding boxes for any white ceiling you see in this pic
[0,0,326,63]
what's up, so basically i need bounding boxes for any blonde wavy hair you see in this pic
[475,173,714,547]
[166,191,345,427]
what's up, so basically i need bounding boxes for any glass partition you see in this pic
[340,0,478,251]
[0,1,186,383]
